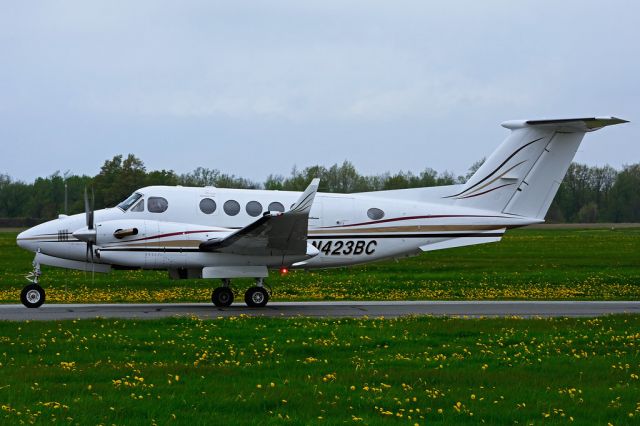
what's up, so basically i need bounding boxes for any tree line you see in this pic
[1,154,638,223]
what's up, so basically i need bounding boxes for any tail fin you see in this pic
[446,117,628,219]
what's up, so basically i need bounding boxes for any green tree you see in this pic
[607,164,640,222]
[465,158,486,180]
[264,174,285,190]
[179,167,258,189]
[93,154,147,207]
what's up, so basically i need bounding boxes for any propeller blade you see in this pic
[82,187,95,271]
[84,187,94,230]
[91,244,95,286]
[91,187,95,228]
[82,186,96,287]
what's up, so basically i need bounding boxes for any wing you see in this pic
[199,179,320,256]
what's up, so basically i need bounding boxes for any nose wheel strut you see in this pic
[22,256,45,308]
[25,255,41,284]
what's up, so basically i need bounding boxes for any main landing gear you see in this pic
[21,258,45,308]
[211,278,270,308]
[211,279,234,307]
[245,278,269,308]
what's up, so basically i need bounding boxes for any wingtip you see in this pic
[611,116,630,124]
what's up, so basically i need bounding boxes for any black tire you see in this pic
[212,287,234,307]
[21,284,45,308]
[244,286,269,308]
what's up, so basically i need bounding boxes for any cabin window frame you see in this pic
[148,197,169,213]
[367,207,385,220]
[199,198,217,214]
[246,200,263,217]
[223,200,241,216]
[268,201,285,212]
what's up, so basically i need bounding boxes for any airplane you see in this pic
[16,116,628,308]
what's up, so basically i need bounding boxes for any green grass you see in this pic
[1,228,639,303]
[2,229,639,424]
[1,315,639,424]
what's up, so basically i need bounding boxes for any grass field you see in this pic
[1,229,639,424]
[1,228,639,303]
[1,315,639,425]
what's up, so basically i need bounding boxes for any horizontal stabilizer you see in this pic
[502,116,628,132]
[420,229,504,252]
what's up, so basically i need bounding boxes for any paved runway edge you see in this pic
[1,301,640,320]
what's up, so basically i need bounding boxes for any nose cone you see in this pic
[16,228,34,251]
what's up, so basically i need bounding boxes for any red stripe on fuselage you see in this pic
[113,229,224,243]
[318,214,512,229]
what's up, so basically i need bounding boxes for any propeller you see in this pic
[86,187,95,264]
[72,187,97,264]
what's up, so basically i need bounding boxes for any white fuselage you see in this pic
[17,185,538,274]
[14,116,627,309]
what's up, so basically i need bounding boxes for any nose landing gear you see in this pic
[21,258,45,308]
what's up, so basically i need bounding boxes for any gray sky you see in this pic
[1,1,638,183]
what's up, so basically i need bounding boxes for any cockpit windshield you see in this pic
[117,192,143,211]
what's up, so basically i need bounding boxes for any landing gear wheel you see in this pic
[21,284,45,308]
[244,286,269,308]
[211,287,234,307]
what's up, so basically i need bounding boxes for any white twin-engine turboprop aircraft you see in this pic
[16,117,627,308]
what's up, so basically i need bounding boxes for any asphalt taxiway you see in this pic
[1,300,639,320]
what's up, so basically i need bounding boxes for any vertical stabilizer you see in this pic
[444,117,627,219]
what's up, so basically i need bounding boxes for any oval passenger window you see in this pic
[148,197,168,213]
[199,198,217,214]
[367,207,384,220]
[224,200,241,216]
[246,201,263,217]
[268,202,285,212]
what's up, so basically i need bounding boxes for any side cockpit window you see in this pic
[130,199,144,212]
[117,192,143,211]
[148,197,168,213]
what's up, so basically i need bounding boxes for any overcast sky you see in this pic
[1,1,638,183]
